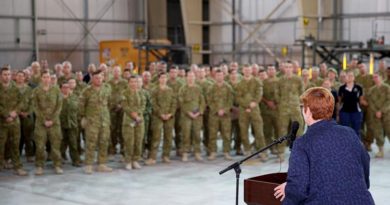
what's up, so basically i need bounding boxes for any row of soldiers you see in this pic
[1,59,390,176]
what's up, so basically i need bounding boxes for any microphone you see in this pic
[288,121,300,149]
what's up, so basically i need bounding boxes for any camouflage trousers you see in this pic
[84,123,110,165]
[181,114,203,154]
[239,108,266,153]
[143,113,151,152]
[0,122,23,170]
[174,110,182,153]
[262,111,279,145]
[34,122,62,168]
[367,112,390,147]
[277,107,304,154]
[19,115,35,157]
[122,120,145,162]
[109,110,123,154]
[61,127,81,163]
[208,114,231,153]
[149,115,175,159]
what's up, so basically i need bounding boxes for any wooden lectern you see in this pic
[244,172,287,205]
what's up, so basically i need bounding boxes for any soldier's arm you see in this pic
[151,90,162,116]
[14,88,24,113]
[169,90,177,115]
[199,88,206,114]
[51,89,63,120]
[140,92,147,115]
[235,84,248,108]
[252,79,263,103]
[381,86,390,113]
[224,85,234,112]
[206,86,216,113]
[78,89,88,118]
[31,89,45,119]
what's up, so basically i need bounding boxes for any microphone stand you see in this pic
[219,134,291,205]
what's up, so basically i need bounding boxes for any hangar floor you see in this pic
[0,140,389,205]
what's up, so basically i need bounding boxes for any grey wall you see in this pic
[0,0,144,71]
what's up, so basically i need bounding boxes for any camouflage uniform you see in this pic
[74,80,87,153]
[60,93,81,164]
[178,84,206,154]
[58,74,75,86]
[18,84,35,158]
[167,78,185,154]
[141,88,152,153]
[311,77,323,87]
[79,85,111,166]
[356,74,375,149]
[260,76,279,147]
[227,79,242,154]
[275,75,304,155]
[0,82,24,170]
[235,77,266,153]
[122,88,146,163]
[149,86,177,160]
[108,78,128,154]
[32,85,63,168]
[366,83,390,149]
[207,82,234,153]
[196,79,213,150]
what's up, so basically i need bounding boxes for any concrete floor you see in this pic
[0,140,389,205]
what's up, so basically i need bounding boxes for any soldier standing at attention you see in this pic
[207,70,234,160]
[122,76,145,170]
[275,62,304,162]
[30,61,41,87]
[235,65,267,161]
[366,73,390,158]
[60,82,81,167]
[167,65,185,157]
[179,71,206,162]
[137,76,151,159]
[227,69,242,155]
[145,72,176,165]
[79,70,113,174]
[57,61,74,85]
[260,65,279,155]
[32,70,63,175]
[15,71,35,162]
[0,67,28,176]
[107,66,127,156]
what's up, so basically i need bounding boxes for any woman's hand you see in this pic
[274,182,286,201]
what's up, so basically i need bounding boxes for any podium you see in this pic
[244,172,287,205]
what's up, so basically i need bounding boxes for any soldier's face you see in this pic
[186,72,196,85]
[322,80,331,89]
[68,79,76,89]
[61,84,70,95]
[92,74,103,86]
[215,72,224,83]
[142,72,151,82]
[41,73,51,85]
[129,78,138,89]
[63,64,71,74]
[1,70,11,83]
[113,68,121,78]
[137,78,143,89]
[243,66,251,77]
[327,72,336,80]
[159,74,167,85]
[259,72,267,80]
[373,74,381,84]
[169,69,178,78]
[285,64,293,75]
[16,73,26,84]
[267,67,276,77]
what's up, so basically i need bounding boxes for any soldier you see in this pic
[137,76,151,157]
[179,71,206,162]
[319,63,328,79]
[51,74,58,86]
[82,63,96,84]
[54,63,63,78]
[252,64,259,77]
[207,70,234,160]
[260,65,279,155]
[15,71,35,162]
[292,60,301,76]
[301,69,315,90]
[235,65,267,161]
[59,82,81,166]
[142,71,152,91]
[57,61,74,85]
[378,60,387,81]
[32,70,63,175]
[275,62,304,161]
[227,69,242,155]
[327,68,342,91]
[196,67,213,152]
[355,63,374,150]
[107,66,127,156]
[145,72,176,165]
[311,67,323,86]
[366,73,390,158]
[0,67,28,176]
[122,76,146,170]
[122,68,132,81]
[79,70,113,174]
[30,61,41,87]
[167,66,185,156]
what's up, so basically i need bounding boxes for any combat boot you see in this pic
[207,152,216,161]
[132,161,142,169]
[181,153,188,162]
[84,165,93,174]
[15,168,28,176]
[195,153,203,161]
[35,167,44,176]
[145,158,156,165]
[125,163,132,170]
[259,153,268,162]
[55,167,64,175]
[162,156,171,163]
[224,152,233,161]
[375,146,384,158]
[97,164,113,172]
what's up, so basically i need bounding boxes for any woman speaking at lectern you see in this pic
[274,87,374,204]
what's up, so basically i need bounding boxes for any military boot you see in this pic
[132,161,142,169]
[181,153,188,162]
[35,167,44,176]
[97,164,113,172]
[55,167,64,175]
[84,165,93,174]
[15,168,28,176]
[375,146,384,158]
[224,152,233,161]
[195,153,203,161]
[207,152,216,161]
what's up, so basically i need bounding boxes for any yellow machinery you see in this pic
[99,39,169,73]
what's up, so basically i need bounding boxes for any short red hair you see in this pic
[300,87,334,120]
